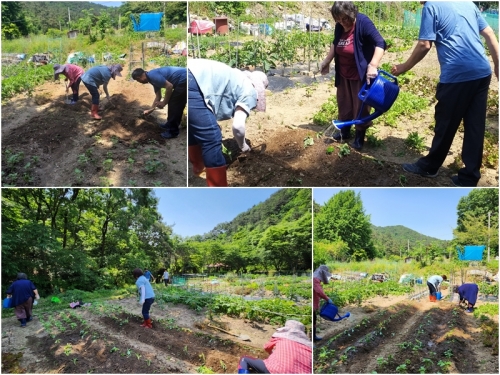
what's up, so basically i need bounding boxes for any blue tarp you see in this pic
[131,13,163,32]
[458,245,486,261]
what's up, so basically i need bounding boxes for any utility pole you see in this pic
[488,211,491,262]
[68,7,71,28]
[163,2,166,32]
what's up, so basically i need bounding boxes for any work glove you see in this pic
[328,298,333,304]
[34,300,38,306]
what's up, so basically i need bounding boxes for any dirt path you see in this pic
[2,65,187,187]
[189,43,498,187]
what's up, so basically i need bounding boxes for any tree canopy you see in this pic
[2,188,312,296]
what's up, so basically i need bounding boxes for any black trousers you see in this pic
[427,281,437,296]
[417,75,491,186]
[239,357,270,373]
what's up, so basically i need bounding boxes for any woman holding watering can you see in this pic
[313,265,334,341]
[427,274,447,302]
[6,273,40,328]
[320,1,386,150]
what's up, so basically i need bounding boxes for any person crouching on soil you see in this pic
[426,274,447,302]
[237,320,312,374]
[188,58,269,187]
[53,63,84,104]
[133,268,155,329]
[131,67,187,139]
[454,283,479,313]
[313,265,334,341]
[81,64,123,120]
[6,273,41,327]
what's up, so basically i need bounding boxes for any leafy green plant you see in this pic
[303,136,314,148]
[326,146,335,155]
[404,132,426,152]
[338,144,350,158]
[145,160,162,174]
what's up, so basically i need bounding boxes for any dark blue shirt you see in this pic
[6,279,37,306]
[457,283,479,305]
[146,67,187,94]
[333,13,386,86]
[144,271,152,281]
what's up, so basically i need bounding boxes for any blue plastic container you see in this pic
[320,302,351,322]
[436,292,442,300]
[358,70,400,112]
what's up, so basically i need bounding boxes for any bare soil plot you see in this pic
[2,66,187,187]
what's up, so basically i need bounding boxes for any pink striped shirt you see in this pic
[263,337,312,374]
[64,64,84,86]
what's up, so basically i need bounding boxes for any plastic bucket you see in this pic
[436,292,442,300]
[358,70,400,112]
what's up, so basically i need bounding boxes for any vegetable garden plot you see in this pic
[3,304,266,374]
[314,302,499,374]
[1,75,186,187]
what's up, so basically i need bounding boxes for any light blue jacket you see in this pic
[81,66,112,88]
[135,275,155,303]
[189,59,257,121]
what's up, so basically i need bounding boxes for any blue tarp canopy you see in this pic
[457,245,485,261]
[131,13,163,32]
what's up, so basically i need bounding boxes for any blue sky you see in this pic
[313,188,476,240]
[154,188,282,237]
[91,1,123,7]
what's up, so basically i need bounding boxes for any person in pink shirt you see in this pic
[313,265,333,341]
[237,320,312,374]
[53,63,85,104]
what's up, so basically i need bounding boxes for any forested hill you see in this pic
[12,1,186,34]
[371,224,449,256]
[20,2,114,33]
[199,189,312,242]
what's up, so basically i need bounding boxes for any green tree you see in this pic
[456,189,499,231]
[314,190,375,260]
[1,2,30,39]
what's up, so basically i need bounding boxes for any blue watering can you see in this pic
[320,301,351,322]
[332,70,400,129]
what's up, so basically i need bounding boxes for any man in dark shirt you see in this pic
[132,67,187,139]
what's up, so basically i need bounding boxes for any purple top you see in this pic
[333,13,386,86]
[457,283,479,306]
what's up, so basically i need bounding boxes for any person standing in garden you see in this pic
[6,273,40,328]
[392,2,499,187]
[320,1,386,150]
[454,283,479,313]
[313,265,334,341]
[426,274,447,302]
[188,59,268,186]
[163,269,169,286]
[81,64,123,120]
[53,63,84,104]
[131,67,187,139]
[133,268,155,329]
[237,320,312,374]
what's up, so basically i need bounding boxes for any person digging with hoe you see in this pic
[392,1,499,187]
[53,63,84,104]
[133,268,155,329]
[132,66,187,139]
[237,320,312,374]
[188,59,268,186]
[81,64,123,120]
